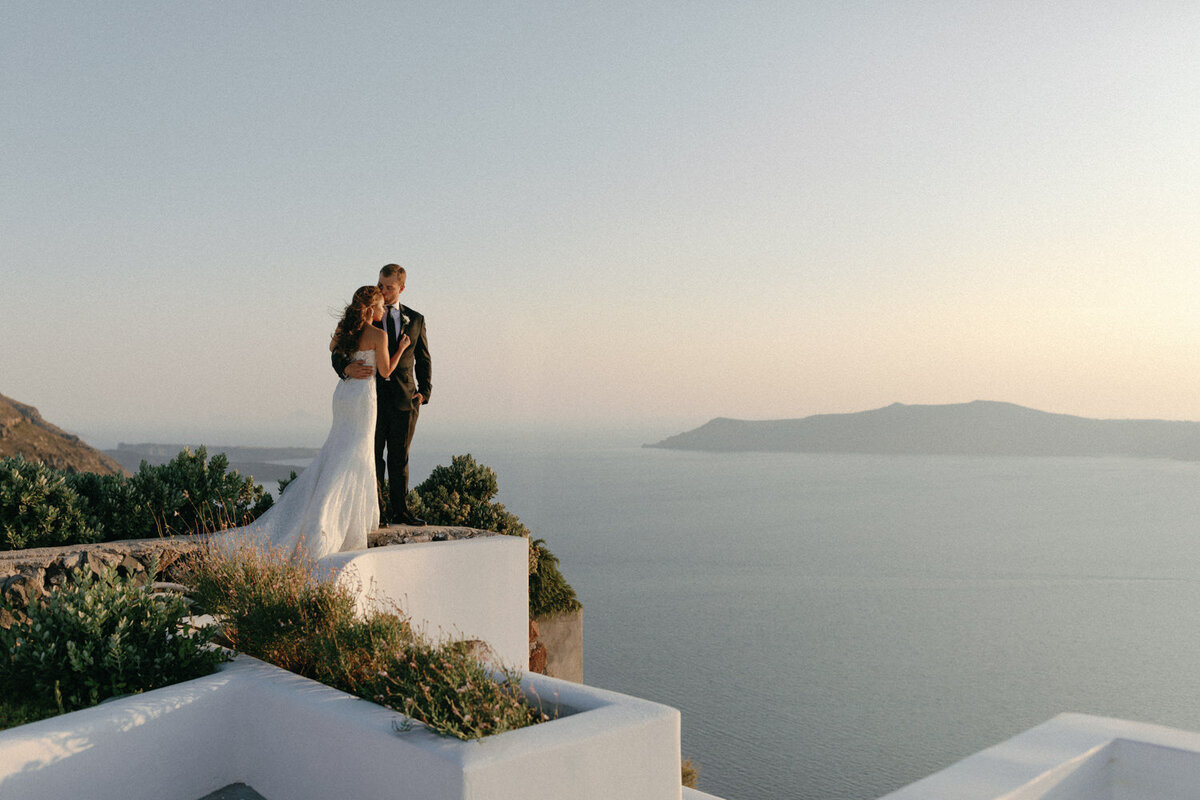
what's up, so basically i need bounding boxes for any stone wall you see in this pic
[367,525,498,547]
[1,528,585,685]
[0,526,494,625]
[0,537,197,627]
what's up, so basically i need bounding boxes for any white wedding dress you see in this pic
[215,349,379,561]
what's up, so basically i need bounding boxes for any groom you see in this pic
[333,263,432,527]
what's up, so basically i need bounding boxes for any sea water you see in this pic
[405,437,1200,800]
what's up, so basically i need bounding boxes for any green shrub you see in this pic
[529,537,582,616]
[64,470,153,542]
[0,456,98,550]
[0,564,227,719]
[366,636,541,739]
[277,470,299,495]
[407,454,580,616]
[127,447,273,537]
[177,541,547,740]
[0,450,277,548]
[0,694,60,729]
[408,454,530,538]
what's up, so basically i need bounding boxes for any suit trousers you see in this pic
[375,403,419,520]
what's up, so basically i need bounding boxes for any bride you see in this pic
[215,286,408,560]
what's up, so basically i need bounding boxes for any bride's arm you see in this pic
[372,328,399,379]
[387,334,410,375]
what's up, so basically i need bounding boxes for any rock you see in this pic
[44,559,69,586]
[208,621,235,649]
[528,619,540,642]
[79,551,111,578]
[153,547,183,574]
[118,554,146,575]
[369,526,496,548]
[5,572,44,607]
[151,581,191,595]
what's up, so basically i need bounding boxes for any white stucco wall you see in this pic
[0,655,683,800]
[320,535,529,670]
[0,533,712,799]
[879,713,1200,800]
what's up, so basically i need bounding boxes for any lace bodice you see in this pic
[353,349,376,366]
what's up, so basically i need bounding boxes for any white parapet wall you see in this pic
[0,654,683,800]
[683,789,729,799]
[879,712,1200,800]
[0,534,712,799]
[320,535,530,670]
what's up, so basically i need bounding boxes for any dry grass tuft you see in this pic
[175,539,549,740]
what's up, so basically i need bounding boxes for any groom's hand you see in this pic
[344,360,375,380]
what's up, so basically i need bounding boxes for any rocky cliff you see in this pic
[0,392,124,475]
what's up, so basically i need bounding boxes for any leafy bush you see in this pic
[408,454,530,538]
[407,454,580,616]
[177,541,547,740]
[0,456,98,550]
[0,450,276,549]
[64,470,153,542]
[128,447,273,537]
[0,694,59,730]
[0,564,226,719]
[529,537,582,616]
[277,470,299,495]
[366,636,542,739]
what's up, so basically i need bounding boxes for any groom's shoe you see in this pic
[397,512,426,527]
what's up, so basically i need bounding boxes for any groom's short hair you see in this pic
[380,263,406,280]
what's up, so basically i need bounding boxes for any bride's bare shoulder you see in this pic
[358,325,385,350]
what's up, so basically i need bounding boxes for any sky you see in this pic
[4,2,1200,448]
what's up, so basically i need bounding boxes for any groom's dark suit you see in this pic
[332,304,431,523]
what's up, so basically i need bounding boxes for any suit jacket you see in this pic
[331,304,432,413]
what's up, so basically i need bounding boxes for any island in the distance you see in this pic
[646,400,1200,461]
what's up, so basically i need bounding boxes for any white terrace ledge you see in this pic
[320,534,529,670]
[0,654,682,800]
[1,533,714,799]
[880,713,1200,800]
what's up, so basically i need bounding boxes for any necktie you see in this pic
[386,307,397,345]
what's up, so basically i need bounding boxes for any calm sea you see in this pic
[402,437,1200,800]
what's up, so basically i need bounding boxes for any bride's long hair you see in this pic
[331,285,383,359]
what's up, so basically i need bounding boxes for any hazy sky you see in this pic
[4,3,1200,447]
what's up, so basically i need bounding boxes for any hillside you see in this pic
[0,393,125,475]
[646,401,1200,460]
